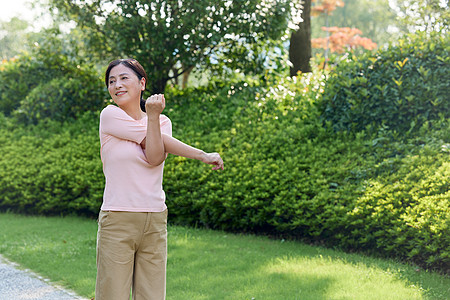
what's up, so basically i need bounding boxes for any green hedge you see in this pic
[319,31,450,133]
[0,113,104,216]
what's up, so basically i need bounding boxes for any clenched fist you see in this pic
[145,94,165,117]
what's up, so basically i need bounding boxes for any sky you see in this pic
[0,0,51,30]
[1,0,36,21]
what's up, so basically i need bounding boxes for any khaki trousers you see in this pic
[95,209,168,300]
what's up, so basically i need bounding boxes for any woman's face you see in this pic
[107,64,145,107]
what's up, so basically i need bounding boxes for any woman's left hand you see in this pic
[201,152,224,171]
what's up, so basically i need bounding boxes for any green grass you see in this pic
[0,213,448,299]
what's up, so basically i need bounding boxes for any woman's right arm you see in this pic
[143,95,166,166]
[100,106,146,143]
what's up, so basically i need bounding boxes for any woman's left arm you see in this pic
[162,134,224,170]
[141,134,224,170]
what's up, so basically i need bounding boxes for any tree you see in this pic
[289,0,312,75]
[288,0,344,75]
[49,0,299,94]
[311,27,377,53]
[311,0,344,65]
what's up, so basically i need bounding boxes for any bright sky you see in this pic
[1,0,51,30]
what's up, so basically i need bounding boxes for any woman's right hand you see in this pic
[145,94,165,118]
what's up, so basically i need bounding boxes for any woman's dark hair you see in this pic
[105,58,148,112]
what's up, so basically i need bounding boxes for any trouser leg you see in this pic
[132,209,168,300]
[95,211,145,300]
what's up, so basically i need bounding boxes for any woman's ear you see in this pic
[140,77,146,91]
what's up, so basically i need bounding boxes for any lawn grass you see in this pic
[0,213,448,299]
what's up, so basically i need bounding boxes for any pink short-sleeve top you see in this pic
[99,105,172,212]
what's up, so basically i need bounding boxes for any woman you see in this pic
[96,58,223,300]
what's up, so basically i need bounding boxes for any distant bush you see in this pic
[319,32,450,133]
[0,55,36,115]
[0,42,106,122]
[14,73,105,124]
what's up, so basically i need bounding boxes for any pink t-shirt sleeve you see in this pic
[160,114,172,137]
[100,105,147,143]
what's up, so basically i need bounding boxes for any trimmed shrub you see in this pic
[340,127,450,269]
[319,31,450,133]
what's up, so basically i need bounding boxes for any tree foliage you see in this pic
[311,0,344,16]
[308,0,379,69]
[390,0,449,33]
[49,0,300,93]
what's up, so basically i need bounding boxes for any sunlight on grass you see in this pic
[0,213,448,300]
[262,256,423,299]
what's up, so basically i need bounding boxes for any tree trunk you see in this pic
[150,78,167,95]
[289,0,312,76]
[182,66,194,89]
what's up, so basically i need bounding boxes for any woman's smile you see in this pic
[115,91,127,96]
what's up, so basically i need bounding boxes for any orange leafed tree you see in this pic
[312,27,377,53]
[311,0,377,66]
[311,0,344,16]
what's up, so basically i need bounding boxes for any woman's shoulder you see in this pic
[160,114,172,126]
[159,114,172,134]
[100,105,125,119]
[101,104,120,114]
[160,114,171,122]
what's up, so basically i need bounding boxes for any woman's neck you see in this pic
[119,103,146,120]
